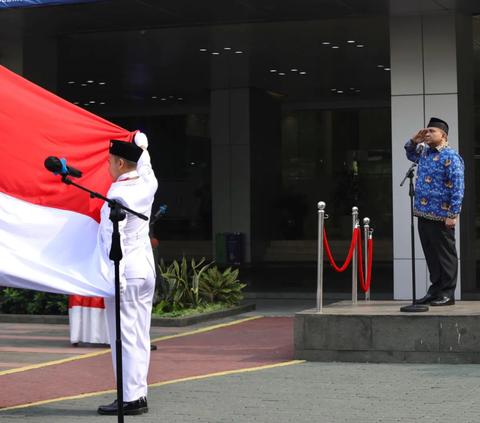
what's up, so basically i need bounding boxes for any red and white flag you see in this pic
[0,65,134,297]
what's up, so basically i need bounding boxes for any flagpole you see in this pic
[60,176,147,423]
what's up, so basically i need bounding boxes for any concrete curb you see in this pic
[0,304,256,327]
[151,303,256,327]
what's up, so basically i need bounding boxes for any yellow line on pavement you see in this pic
[0,359,304,412]
[0,315,264,377]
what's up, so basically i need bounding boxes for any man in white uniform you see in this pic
[97,132,158,416]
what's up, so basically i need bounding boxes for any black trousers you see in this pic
[417,217,458,298]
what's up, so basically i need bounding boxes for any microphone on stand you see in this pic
[150,205,167,226]
[44,156,83,178]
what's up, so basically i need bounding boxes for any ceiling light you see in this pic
[331,88,337,91]
[322,42,330,45]
[291,69,298,72]
[299,72,306,75]
[332,46,339,49]
[178,98,183,100]
[356,90,361,92]
[74,101,79,104]
[81,84,87,87]
[279,72,286,76]
[235,51,242,54]
[199,48,207,51]
[161,98,166,101]
[99,82,106,85]
[270,69,277,72]
[89,101,95,103]
[337,91,344,93]
[87,80,94,83]
[384,68,391,71]
[357,45,364,48]
[191,162,195,165]
[350,88,355,90]
[68,81,75,84]
[377,65,384,68]
[84,103,89,106]
[152,96,157,99]
[212,52,220,55]
[224,47,231,50]
[347,40,355,43]
[100,102,106,105]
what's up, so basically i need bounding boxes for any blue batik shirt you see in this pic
[404,140,464,221]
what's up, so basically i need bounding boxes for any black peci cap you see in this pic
[109,140,143,163]
[427,117,449,135]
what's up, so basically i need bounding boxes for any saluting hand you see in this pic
[412,129,427,144]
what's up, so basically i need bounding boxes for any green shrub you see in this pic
[0,288,68,315]
[199,267,246,305]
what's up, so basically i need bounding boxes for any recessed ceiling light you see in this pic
[384,68,391,71]
[224,47,231,50]
[377,65,384,68]
[68,81,75,84]
[99,82,106,85]
[191,162,195,165]
[299,72,306,75]
[178,98,183,100]
[81,84,87,87]
[337,91,344,93]
[332,46,339,49]
[279,72,286,75]
[212,52,220,55]
[322,42,330,45]
[270,69,277,72]
[74,101,79,104]
[100,102,106,105]
[356,90,361,92]
[87,80,94,83]
[235,51,242,54]
[161,98,166,101]
[84,103,89,106]
[331,88,337,91]
[357,44,364,48]
[152,96,157,99]
[291,69,298,72]
[347,40,355,43]
[89,101,95,103]
[350,88,355,90]
[199,48,207,51]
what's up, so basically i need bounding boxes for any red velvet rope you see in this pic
[358,234,373,292]
[323,228,359,273]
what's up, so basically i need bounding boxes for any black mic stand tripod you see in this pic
[60,175,148,423]
[399,150,428,313]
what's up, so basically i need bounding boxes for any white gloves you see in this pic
[134,131,148,148]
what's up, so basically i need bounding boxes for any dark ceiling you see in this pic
[0,0,479,111]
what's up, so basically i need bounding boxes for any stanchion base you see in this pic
[400,304,429,313]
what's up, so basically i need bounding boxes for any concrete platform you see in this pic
[294,300,480,364]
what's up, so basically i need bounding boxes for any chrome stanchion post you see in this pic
[317,201,326,314]
[363,217,370,301]
[351,207,358,304]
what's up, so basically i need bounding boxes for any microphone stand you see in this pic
[61,175,148,423]
[399,151,428,313]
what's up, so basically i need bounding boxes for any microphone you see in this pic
[153,205,167,219]
[44,156,83,178]
[417,142,426,155]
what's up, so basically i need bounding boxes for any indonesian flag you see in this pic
[0,64,135,297]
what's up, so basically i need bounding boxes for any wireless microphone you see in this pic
[44,156,83,178]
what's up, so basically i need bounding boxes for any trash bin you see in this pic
[226,233,244,264]
[215,233,227,264]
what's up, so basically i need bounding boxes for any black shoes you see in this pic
[430,296,455,306]
[416,294,437,305]
[98,396,148,415]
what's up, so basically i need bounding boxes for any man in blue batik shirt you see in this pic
[405,117,464,306]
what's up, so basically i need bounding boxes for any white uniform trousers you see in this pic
[104,266,155,402]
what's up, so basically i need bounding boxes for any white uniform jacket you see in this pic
[98,150,158,286]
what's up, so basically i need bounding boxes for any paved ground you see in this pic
[1,300,480,422]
